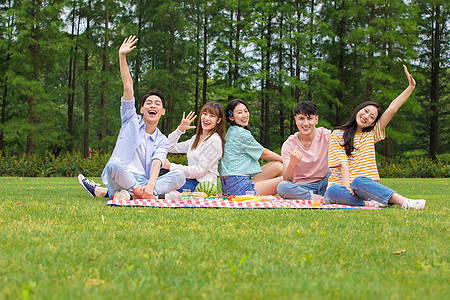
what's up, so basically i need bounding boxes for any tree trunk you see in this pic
[228,10,233,84]
[335,0,344,127]
[134,15,142,111]
[1,79,7,151]
[167,7,175,133]
[429,4,440,160]
[233,3,241,83]
[202,6,208,106]
[26,0,42,154]
[289,24,295,135]
[278,13,284,141]
[294,0,302,103]
[194,3,200,114]
[366,4,375,102]
[67,1,75,152]
[263,15,272,147]
[259,26,265,144]
[100,0,109,143]
[83,5,91,159]
[69,10,80,153]
[1,1,14,151]
[307,0,314,102]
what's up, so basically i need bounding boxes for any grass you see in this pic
[0,177,449,299]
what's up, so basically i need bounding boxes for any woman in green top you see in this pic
[219,99,283,195]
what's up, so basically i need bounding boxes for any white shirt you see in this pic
[168,128,223,185]
[126,131,150,176]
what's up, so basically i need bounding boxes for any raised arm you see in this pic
[119,36,138,101]
[377,65,416,130]
[283,150,303,181]
[261,148,283,162]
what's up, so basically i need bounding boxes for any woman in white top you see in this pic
[163,101,226,192]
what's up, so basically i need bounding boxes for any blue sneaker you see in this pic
[78,174,98,197]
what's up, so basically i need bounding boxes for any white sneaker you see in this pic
[113,190,131,201]
[370,200,388,208]
[165,191,182,200]
[402,199,426,210]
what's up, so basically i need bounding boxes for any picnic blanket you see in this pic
[106,197,381,210]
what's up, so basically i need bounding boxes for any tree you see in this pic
[415,0,450,159]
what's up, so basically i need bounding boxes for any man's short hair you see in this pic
[294,101,317,116]
[141,88,165,108]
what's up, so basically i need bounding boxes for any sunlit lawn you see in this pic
[0,177,448,299]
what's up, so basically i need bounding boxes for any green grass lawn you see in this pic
[0,177,449,299]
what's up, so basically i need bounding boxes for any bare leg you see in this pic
[254,176,284,195]
[94,186,108,197]
[251,161,283,182]
[388,192,408,206]
[311,194,323,201]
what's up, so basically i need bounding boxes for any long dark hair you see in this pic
[191,101,226,154]
[224,99,249,129]
[333,101,381,156]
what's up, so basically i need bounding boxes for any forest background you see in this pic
[0,0,448,167]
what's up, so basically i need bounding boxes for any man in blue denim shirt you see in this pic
[78,36,185,200]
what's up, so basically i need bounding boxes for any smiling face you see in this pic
[229,103,250,127]
[140,95,165,126]
[295,113,318,137]
[200,110,221,136]
[355,105,378,129]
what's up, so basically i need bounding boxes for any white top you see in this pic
[168,128,223,185]
[126,131,150,176]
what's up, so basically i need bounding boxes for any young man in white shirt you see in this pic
[78,36,185,200]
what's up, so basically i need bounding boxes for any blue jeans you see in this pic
[160,168,199,192]
[177,179,200,192]
[324,176,395,206]
[220,176,257,196]
[277,172,330,200]
[103,157,186,196]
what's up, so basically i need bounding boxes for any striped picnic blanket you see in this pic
[106,197,381,210]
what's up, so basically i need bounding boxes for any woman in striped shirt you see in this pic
[324,65,425,209]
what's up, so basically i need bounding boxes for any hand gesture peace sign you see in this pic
[179,111,197,132]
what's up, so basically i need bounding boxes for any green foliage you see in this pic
[0,0,448,159]
[0,149,110,177]
[0,150,190,177]
[1,150,448,179]
[378,155,450,178]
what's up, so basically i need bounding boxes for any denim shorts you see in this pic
[220,175,257,196]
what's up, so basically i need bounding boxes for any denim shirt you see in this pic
[101,97,169,185]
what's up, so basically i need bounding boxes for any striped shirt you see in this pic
[327,121,385,188]
[219,126,264,178]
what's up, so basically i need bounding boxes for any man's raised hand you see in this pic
[119,35,138,55]
[403,64,416,89]
[290,150,303,165]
